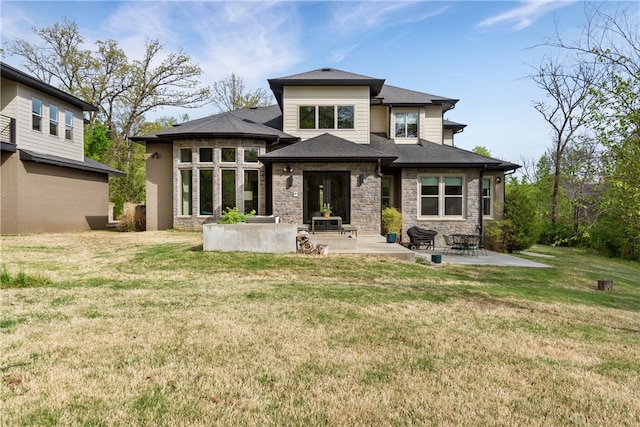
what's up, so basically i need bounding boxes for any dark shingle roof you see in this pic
[20,149,126,176]
[131,106,297,144]
[1,62,98,112]
[443,119,467,133]
[374,84,458,111]
[268,68,385,107]
[369,134,519,171]
[259,133,396,164]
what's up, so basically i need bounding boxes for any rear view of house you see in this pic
[134,68,518,243]
[1,62,124,234]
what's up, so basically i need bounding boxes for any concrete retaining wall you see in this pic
[203,223,297,253]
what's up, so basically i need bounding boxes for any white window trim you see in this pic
[65,111,73,140]
[418,174,466,219]
[394,111,419,139]
[242,147,260,164]
[49,104,59,137]
[32,97,43,132]
[482,177,494,219]
[297,105,355,130]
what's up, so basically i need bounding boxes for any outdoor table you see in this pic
[311,216,342,233]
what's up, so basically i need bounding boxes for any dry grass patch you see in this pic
[1,231,639,425]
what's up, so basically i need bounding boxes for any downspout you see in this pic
[375,158,384,178]
[479,166,486,247]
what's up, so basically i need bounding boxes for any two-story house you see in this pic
[1,62,124,234]
[134,68,518,244]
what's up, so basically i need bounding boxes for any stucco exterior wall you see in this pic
[1,152,109,234]
[270,161,382,235]
[145,142,174,231]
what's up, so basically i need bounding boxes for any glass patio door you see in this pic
[304,171,350,224]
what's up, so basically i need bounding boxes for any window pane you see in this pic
[221,170,236,211]
[299,106,315,129]
[199,170,213,215]
[244,170,259,213]
[180,169,192,215]
[483,198,491,216]
[337,106,354,129]
[421,177,439,196]
[32,98,42,131]
[49,105,59,136]
[65,111,73,139]
[395,113,405,137]
[318,106,335,129]
[199,148,213,162]
[221,148,236,162]
[444,198,462,215]
[444,177,463,195]
[421,198,438,216]
[180,148,192,163]
[406,113,418,137]
[244,147,258,163]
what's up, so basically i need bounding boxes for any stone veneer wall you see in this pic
[171,138,267,230]
[271,162,382,235]
[401,168,484,248]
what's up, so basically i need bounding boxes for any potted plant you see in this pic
[320,203,332,218]
[381,207,403,243]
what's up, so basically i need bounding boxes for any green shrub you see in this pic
[217,207,256,224]
[381,207,403,235]
[113,194,124,220]
[485,185,539,253]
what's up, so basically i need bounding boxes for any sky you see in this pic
[1,1,637,165]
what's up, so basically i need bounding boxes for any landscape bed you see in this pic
[1,230,639,426]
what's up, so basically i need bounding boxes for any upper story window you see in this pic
[395,112,418,138]
[299,105,354,130]
[179,148,192,163]
[49,105,59,136]
[244,147,259,163]
[65,111,73,140]
[199,147,213,163]
[32,97,43,132]
[221,148,236,163]
[419,175,464,218]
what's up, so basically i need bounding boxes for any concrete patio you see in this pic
[320,234,552,267]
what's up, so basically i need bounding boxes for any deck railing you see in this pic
[0,114,16,145]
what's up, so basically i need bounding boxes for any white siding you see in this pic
[282,86,370,144]
[422,105,443,144]
[14,84,84,161]
[1,79,18,116]
[370,105,388,135]
[443,129,454,146]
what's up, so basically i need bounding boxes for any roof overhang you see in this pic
[19,149,126,176]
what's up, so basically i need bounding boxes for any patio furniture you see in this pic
[444,234,482,256]
[406,226,437,250]
[340,225,358,237]
[312,216,342,233]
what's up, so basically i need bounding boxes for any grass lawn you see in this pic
[1,230,639,426]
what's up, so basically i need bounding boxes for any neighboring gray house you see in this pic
[1,62,124,234]
[133,68,518,243]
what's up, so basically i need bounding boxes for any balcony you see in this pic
[1,114,16,152]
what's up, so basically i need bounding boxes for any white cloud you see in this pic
[478,0,574,31]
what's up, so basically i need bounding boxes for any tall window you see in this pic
[65,111,73,139]
[299,105,354,130]
[221,169,236,211]
[199,170,213,215]
[49,105,59,136]
[395,112,418,138]
[32,97,42,131]
[483,178,492,216]
[180,169,192,216]
[420,176,464,217]
[244,170,259,213]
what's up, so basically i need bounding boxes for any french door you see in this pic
[303,171,350,224]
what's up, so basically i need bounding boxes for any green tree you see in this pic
[210,73,273,112]
[472,146,492,157]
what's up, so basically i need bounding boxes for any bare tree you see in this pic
[530,57,602,228]
[210,73,273,112]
